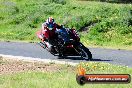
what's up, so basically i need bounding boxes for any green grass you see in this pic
[0,62,132,88]
[0,0,132,49]
[77,0,131,3]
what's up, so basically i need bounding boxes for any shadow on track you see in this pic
[59,56,112,62]
[90,58,112,62]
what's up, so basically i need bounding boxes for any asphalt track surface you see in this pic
[0,41,132,67]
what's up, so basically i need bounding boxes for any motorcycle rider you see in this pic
[37,17,62,42]
[36,17,63,56]
[36,17,80,58]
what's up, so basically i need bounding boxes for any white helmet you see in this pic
[46,17,55,24]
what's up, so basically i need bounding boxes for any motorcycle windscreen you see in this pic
[58,28,70,43]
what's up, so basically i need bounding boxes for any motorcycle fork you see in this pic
[73,46,81,55]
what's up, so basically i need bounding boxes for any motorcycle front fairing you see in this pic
[56,28,71,43]
[55,28,80,55]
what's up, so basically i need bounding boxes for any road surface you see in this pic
[0,41,132,67]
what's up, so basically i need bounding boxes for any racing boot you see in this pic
[38,42,46,49]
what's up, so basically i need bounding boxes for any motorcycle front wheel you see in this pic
[79,43,92,61]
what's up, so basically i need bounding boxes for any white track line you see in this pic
[0,54,78,66]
